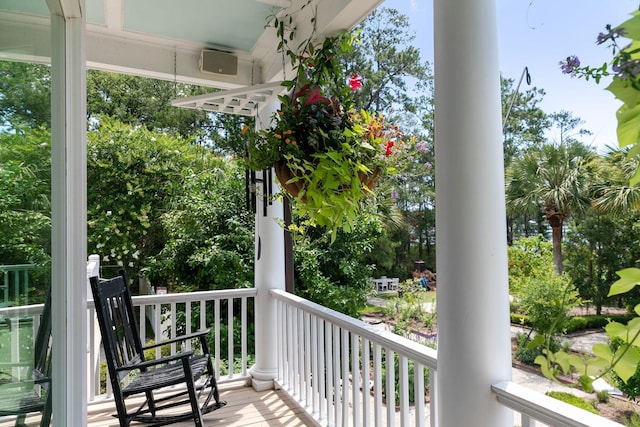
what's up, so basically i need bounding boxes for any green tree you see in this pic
[508,235,554,295]
[86,70,229,144]
[293,215,384,318]
[344,8,436,276]
[345,8,432,119]
[0,60,254,294]
[500,74,548,166]
[535,9,640,391]
[0,62,51,128]
[592,147,640,214]
[500,74,550,245]
[563,148,640,313]
[0,127,51,293]
[505,140,595,274]
[518,270,578,345]
[564,212,640,314]
[146,161,254,291]
[87,117,203,278]
[509,236,579,366]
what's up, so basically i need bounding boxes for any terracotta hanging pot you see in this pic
[274,160,379,201]
[274,161,306,199]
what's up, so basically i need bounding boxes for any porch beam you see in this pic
[47,0,87,426]
[0,13,259,89]
[434,0,513,426]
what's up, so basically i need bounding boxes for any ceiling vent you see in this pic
[200,49,238,76]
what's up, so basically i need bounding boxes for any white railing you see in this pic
[0,287,256,404]
[0,302,44,380]
[270,289,623,427]
[0,287,625,426]
[0,264,35,306]
[271,289,438,427]
[85,287,257,401]
[492,381,624,427]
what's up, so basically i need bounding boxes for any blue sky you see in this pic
[384,0,638,153]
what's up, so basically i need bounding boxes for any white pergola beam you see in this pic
[172,81,284,117]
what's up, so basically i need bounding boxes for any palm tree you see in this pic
[506,141,595,274]
[592,146,640,214]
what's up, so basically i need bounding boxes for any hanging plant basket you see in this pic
[274,160,380,202]
[240,21,414,239]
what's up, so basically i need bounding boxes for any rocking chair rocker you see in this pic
[90,271,226,427]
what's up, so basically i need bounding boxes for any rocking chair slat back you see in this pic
[98,282,143,380]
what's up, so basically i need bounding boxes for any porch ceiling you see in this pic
[0,0,382,89]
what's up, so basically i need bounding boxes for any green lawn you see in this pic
[361,290,437,315]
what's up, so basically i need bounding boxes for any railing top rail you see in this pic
[1,288,256,313]
[492,381,624,427]
[0,302,44,317]
[270,289,438,369]
[0,264,36,271]
[87,287,257,309]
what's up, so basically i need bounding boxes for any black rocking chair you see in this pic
[0,290,52,427]
[90,271,226,427]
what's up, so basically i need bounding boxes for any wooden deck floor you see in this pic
[1,382,319,427]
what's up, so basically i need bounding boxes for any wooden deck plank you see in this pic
[0,382,318,427]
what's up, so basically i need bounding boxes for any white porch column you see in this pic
[47,0,87,425]
[249,100,286,391]
[434,1,512,426]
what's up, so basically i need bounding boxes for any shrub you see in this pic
[545,391,600,415]
[293,220,381,318]
[596,390,610,403]
[382,298,401,318]
[609,337,640,400]
[517,270,578,342]
[511,313,635,333]
[508,235,554,295]
[566,316,588,333]
[585,314,634,329]
[510,313,529,326]
[383,286,435,335]
[624,412,640,427]
[143,341,172,360]
[514,333,540,365]
[515,333,562,366]
[381,349,432,406]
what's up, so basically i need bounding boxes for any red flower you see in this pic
[295,84,310,98]
[348,74,363,90]
[304,87,330,106]
[385,141,395,156]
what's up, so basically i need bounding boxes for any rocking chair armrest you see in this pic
[141,329,211,351]
[0,374,51,392]
[116,350,195,372]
